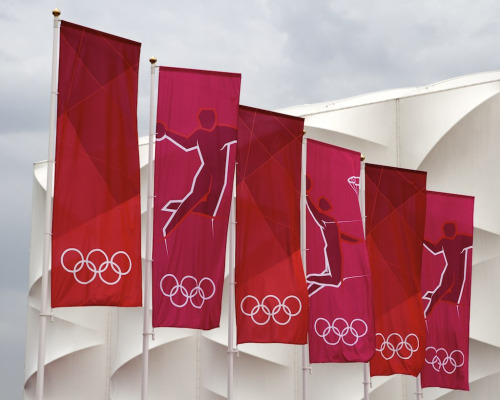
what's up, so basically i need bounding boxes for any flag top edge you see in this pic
[307,138,361,158]
[426,190,475,201]
[159,66,241,79]
[61,20,141,47]
[239,104,305,124]
[365,163,427,176]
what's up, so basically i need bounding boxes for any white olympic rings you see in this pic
[61,248,132,285]
[240,295,302,326]
[160,274,216,309]
[376,332,420,360]
[314,317,368,346]
[425,347,465,374]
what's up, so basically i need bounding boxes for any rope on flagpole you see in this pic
[141,56,158,400]
[300,135,311,400]
[227,169,237,400]
[360,153,372,400]
[36,9,60,400]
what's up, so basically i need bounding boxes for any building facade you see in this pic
[26,72,500,399]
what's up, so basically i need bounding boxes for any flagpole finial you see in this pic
[361,154,366,162]
[52,8,61,17]
[149,57,157,65]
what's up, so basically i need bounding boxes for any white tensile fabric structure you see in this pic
[25,72,500,399]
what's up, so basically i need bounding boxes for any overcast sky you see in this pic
[2,0,500,398]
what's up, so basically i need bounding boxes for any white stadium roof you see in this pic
[26,71,500,400]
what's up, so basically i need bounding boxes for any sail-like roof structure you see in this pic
[25,72,500,399]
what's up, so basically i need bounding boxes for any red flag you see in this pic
[421,191,474,390]
[152,67,241,329]
[51,21,142,307]
[235,106,308,344]
[306,140,375,362]
[365,164,427,376]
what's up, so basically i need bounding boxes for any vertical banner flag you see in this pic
[421,191,474,390]
[51,21,142,307]
[152,67,241,329]
[236,106,308,344]
[365,164,427,376]
[306,140,375,362]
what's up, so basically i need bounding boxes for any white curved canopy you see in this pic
[26,71,500,399]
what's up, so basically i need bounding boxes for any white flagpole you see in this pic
[360,154,371,400]
[416,375,423,400]
[363,363,370,400]
[141,56,158,400]
[227,170,237,400]
[301,135,310,400]
[36,9,60,400]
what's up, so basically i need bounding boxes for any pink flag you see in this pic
[51,21,142,307]
[236,106,308,344]
[365,164,427,377]
[306,140,375,362]
[421,191,474,390]
[152,67,241,329]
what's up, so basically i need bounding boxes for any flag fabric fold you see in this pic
[365,164,427,376]
[306,140,375,362]
[235,106,308,344]
[51,21,142,307]
[152,67,241,329]
[421,191,474,390]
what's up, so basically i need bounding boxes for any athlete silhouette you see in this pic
[306,176,360,296]
[156,108,237,239]
[422,222,473,317]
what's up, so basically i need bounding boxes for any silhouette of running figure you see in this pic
[422,222,473,317]
[156,108,237,239]
[306,176,360,296]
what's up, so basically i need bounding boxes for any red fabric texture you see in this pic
[152,67,241,329]
[420,191,474,390]
[365,164,427,376]
[235,106,308,344]
[51,21,142,307]
[306,140,375,362]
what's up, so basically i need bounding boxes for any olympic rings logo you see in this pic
[160,274,216,309]
[425,347,464,374]
[61,248,132,285]
[375,332,420,360]
[314,318,368,346]
[240,295,302,326]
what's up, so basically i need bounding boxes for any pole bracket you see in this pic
[227,347,239,357]
[39,312,54,322]
[302,365,312,375]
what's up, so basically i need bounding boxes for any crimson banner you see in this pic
[152,67,241,329]
[365,164,427,376]
[421,191,474,390]
[51,21,142,307]
[306,140,375,362]
[235,106,308,344]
